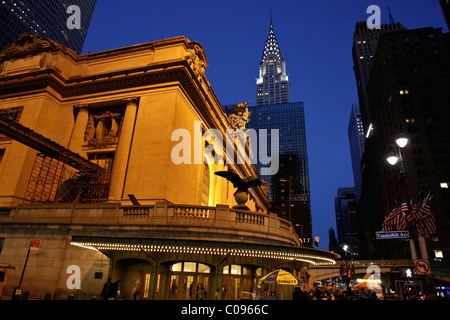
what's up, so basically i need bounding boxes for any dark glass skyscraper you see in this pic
[335,187,360,258]
[0,0,97,54]
[248,102,312,240]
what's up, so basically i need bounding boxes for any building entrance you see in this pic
[221,265,265,300]
[167,262,211,300]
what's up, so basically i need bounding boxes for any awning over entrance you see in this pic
[71,235,338,266]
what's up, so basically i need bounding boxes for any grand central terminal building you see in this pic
[0,33,337,300]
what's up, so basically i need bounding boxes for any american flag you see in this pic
[407,193,436,238]
[382,197,408,231]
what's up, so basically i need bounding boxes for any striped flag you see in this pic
[382,197,408,231]
[407,193,436,238]
[417,194,436,237]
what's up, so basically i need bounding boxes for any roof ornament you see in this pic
[228,101,251,131]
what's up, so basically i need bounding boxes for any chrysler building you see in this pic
[255,21,290,106]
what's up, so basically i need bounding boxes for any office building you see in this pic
[359,26,450,265]
[0,0,97,54]
[352,20,406,134]
[335,187,360,258]
[348,102,365,202]
[248,102,312,240]
[440,0,450,30]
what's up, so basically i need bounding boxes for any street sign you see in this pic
[375,230,410,240]
[415,259,431,275]
[30,239,41,250]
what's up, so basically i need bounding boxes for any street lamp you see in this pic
[341,244,354,289]
[385,134,420,261]
[386,135,410,208]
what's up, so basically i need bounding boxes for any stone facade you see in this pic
[0,33,337,299]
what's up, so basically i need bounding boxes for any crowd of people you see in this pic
[293,287,450,300]
[293,287,378,300]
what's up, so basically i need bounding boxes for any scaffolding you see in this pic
[0,115,109,204]
[22,153,110,204]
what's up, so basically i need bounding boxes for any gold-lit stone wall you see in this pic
[0,33,268,210]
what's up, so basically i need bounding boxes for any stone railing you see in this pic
[232,209,265,225]
[123,206,154,216]
[172,205,209,218]
[0,202,300,247]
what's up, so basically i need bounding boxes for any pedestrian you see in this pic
[199,284,206,300]
[101,277,115,300]
[213,288,222,300]
[113,280,121,300]
[170,279,178,299]
[132,276,140,300]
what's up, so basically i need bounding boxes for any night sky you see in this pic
[81,0,448,250]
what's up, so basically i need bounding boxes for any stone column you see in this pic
[108,98,138,201]
[69,104,89,155]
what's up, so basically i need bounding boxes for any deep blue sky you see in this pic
[81,0,448,250]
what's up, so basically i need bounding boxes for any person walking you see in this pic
[213,288,222,300]
[113,280,121,300]
[132,276,140,300]
[101,278,115,300]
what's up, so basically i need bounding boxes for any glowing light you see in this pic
[70,241,336,265]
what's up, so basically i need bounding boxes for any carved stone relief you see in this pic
[84,111,123,149]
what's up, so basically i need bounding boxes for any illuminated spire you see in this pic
[256,17,290,106]
[262,21,282,62]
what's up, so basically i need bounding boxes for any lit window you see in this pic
[440,182,448,189]
[434,250,443,259]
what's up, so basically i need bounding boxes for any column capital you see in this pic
[123,97,139,105]
[73,104,89,112]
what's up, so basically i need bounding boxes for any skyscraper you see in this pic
[335,187,360,258]
[245,19,311,241]
[359,26,450,262]
[0,0,97,54]
[248,102,312,240]
[348,102,365,202]
[352,21,406,134]
[440,0,450,30]
[255,20,290,106]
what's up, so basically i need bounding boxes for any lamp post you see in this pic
[342,244,354,289]
[386,135,418,261]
